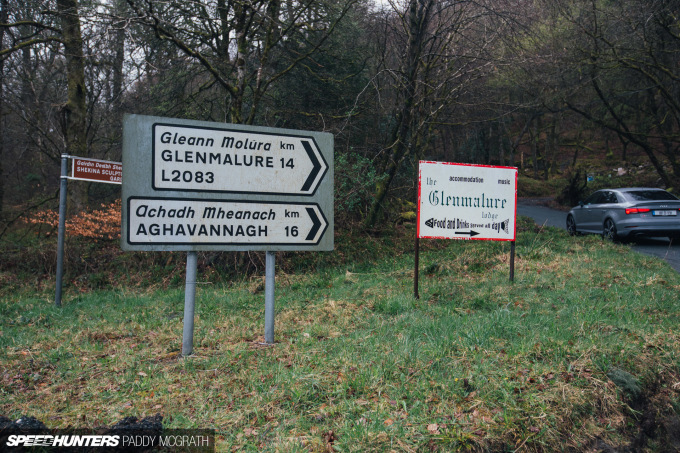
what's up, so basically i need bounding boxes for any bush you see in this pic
[335,152,381,224]
[556,168,588,207]
[24,200,121,241]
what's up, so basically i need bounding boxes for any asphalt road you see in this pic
[517,199,680,273]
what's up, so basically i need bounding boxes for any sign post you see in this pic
[55,155,69,307]
[122,114,334,353]
[264,251,276,344]
[416,161,518,298]
[55,155,122,307]
[182,251,198,356]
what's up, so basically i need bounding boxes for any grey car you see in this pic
[567,188,680,241]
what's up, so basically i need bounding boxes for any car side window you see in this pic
[585,192,604,205]
[603,191,618,204]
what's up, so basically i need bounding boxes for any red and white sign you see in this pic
[417,161,518,241]
[71,157,122,184]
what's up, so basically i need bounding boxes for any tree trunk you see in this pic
[531,116,539,179]
[230,1,249,124]
[511,113,536,171]
[617,134,628,162]
[498,120,505,166]
[111,0,126,108]
[364,0,434,229]
[57,0,88,210]
[545,118,556,180]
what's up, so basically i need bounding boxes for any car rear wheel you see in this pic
[566,215,577,236]
[603,218,618,242]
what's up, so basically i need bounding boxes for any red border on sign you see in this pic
[416,161,518,241]
[71,156,123,184]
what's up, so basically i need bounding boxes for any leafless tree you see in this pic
[125,0,360,125]
[364,0,519,228]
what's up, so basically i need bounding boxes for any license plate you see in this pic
[652,210,677,216]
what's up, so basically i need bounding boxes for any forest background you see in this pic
[2,0,680,281]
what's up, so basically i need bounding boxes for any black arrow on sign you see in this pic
[456,230,479,237]
[305,207,322,241]
[301,140,323,192]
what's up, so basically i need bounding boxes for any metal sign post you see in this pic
[122,114,334,354]
[264,251,276,344]
[510,241,516,282]
[182,252,198,356]
[55,154,69,307]
[414,236,420,300]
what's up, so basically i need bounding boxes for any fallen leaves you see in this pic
[25,200,121,240]
[427,423,440,434]
[322,430,337,452]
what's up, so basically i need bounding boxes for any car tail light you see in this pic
[625,208,651,214]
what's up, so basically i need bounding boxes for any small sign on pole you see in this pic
[415,161,518,298]
[71,157,122,184]
[55,155,123,307]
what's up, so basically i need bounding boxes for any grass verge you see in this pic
[1,221,680,451]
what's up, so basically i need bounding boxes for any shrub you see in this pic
[25,200,121,241]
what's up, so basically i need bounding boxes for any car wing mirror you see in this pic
[579,201,585,207]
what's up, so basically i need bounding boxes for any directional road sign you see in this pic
[121,114,334,252]
[417,161,517,241]
[127,198,328,246]
[153,123,328,196]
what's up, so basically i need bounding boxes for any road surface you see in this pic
[517,199,680,273]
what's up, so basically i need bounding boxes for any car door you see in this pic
[599,190,622,232]
[578,191,607,232]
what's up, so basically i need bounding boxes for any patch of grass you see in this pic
[1,223,680,451]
